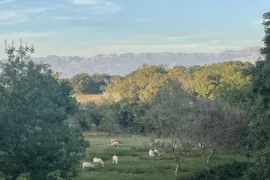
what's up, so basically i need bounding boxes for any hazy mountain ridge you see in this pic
[26,47,262,78]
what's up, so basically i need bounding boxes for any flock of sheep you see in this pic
[82,138,161,170]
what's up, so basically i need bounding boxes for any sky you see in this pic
[0,0,269,58]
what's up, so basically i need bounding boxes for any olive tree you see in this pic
[189,100,248,174]
[144,80,194,179]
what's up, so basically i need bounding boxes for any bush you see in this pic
[47,171,65,180]
[16,173,31,180]
[85,140,91,148]
[178,161,252,180]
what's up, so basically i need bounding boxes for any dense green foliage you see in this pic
[75,101,149,134]
[178,161,251,180]
[143,80,248,177]
[105,64,169,102]
[68,73,116,94]
[74,61,253,135]
[0,43,87,180]
[102,61,253,104]
[246,12,270,180]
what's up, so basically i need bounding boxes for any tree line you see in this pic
[68,60,253,108]
[74,60,254,133]
[66,73,124,94]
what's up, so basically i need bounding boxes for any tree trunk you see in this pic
[111,128,115,137]
[202,149,210,173]
[172,151,185,180]
[202,148,215,176]
[206,149,214,166]
[174,163,180,179]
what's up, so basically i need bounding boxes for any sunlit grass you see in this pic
[73,94,103,104]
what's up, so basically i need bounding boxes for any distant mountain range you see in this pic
[7,46,263,78]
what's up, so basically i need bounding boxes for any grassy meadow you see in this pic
[73,94,103,104]
[77,133,247,180]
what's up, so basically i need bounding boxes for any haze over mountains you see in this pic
[28,46,261,78]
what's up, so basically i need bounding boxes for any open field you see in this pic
[77,133,247,180]
[73,94,103,104]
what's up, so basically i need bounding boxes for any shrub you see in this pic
[47,171,65,180]
[16,173,31,180]
[178,161,252,180]
[85,140,91,148]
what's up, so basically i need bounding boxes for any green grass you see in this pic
[77,134,247,180]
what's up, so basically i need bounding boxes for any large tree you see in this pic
[189,100,247,174]
[68,73,95,94]
[0,42,87,180]
[193,61,252,100]
[98,103,120,136]
[247,12,270,180]
[144,79,248,178]
[104,64,169,102]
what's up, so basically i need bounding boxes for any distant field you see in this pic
[73,94,103,104]
[77,133,247,180]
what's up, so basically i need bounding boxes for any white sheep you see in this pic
[110,141,120,147]
[149,150,155,157]
[154,149,161,156]
[93,157,104,167]
[82,162,94,169]
[111,138,117,144]
[198,143,204,148]
[112,155,118,164]
[111,138,120,143]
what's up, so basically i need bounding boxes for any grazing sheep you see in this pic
[111,138,117,144]
[112,155,118,164]
[93,157,104,167]
[111,138,121,143]
[154,149,161,156]
[198,143,204,148]
[82,162,94,169]
[149,150,155,157]
[110,141,120,147]
[173,144,179,149]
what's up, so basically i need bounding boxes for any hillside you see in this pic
[30,47,260,78]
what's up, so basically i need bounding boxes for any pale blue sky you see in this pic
[0,0,269,58]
